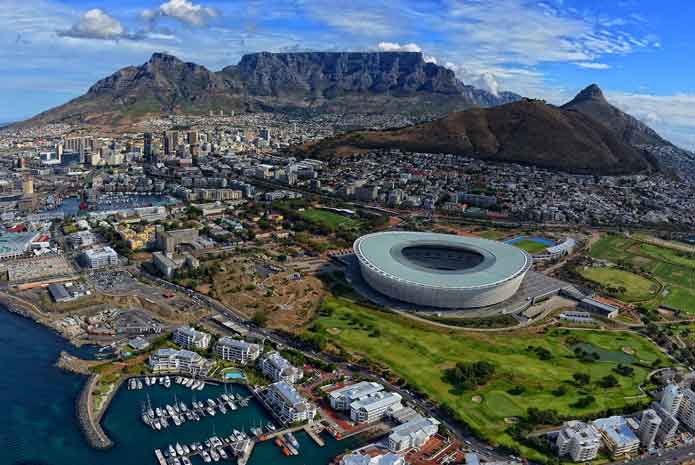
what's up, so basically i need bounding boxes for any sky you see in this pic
[2,0,695,148]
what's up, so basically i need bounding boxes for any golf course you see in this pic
[312,296,668,461]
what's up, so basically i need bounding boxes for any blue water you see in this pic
[0,309,357,465]
[505,235,557,246]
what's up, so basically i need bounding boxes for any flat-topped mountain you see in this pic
[19,52,521,127]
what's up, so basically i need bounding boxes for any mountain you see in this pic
[293,98,657,176]
[563,84,695,180]
[562,84,667,146]
[19,52,521,127]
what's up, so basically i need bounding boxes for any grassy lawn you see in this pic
[314,297,666,461]
[577,267,660,302]
[512,239,549,254]
[300,209,360,230]
[589,234,695,314]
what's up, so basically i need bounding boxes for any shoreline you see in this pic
[0,299,120,450]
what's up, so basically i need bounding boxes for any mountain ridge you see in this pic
[18,51,522,127]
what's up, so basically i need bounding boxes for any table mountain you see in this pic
[294,98,658,176]
[19,52,521,127]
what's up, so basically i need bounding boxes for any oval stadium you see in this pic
[353,231,532,309]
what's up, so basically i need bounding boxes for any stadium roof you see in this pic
[354,232,530,289]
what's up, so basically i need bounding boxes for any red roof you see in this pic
[8,224,25,232]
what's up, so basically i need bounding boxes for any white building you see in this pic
[214,337,260,364]
[340,452,405,465]
[388,417,440,452]
[148,348,207,375]
[68,230,95,248]
[350,392,402,424]
[662,383,684,417]
[329,381,384,411]
[81,246,119,268]
[592,416,640,458]
[638,409,662,448]
[173,326,211,350]
[265,381,316,424]
[258,351,302,384]
[677,387,695,430]
[651,402,680,445]
[556,421,601,462]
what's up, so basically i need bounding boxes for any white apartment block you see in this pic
[214,337,260,365]
[148,348,207,375]
[329,381,384,411]
[81,246,119,268]
[677,387,695,430]
[388,417,440,452]
[556,421,601,462]
[350,392,403,424]
[258,351,302,384]
[592,416,640,458]
[265,381,317,424]
[662,384,684,417]
[651,402,680,445]
[173,325,211,350]
[638,409,662,448]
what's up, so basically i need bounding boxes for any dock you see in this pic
[304,424,325,447]
[237,440,254,465]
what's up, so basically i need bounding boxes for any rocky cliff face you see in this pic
[20,52,522,126]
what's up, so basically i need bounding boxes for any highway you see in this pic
[610,444,695,465]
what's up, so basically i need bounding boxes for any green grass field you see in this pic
[512,239,550,254]
[589,234,695,313]
[577,267,660,302]
[300,209,360,230]
[314,297,666,460]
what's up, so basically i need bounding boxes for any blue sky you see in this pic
[2,0,695,148]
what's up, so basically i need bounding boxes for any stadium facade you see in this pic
[353,231,531,309]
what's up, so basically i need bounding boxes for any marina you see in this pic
[0,308,360,465]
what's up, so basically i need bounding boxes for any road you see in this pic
[610,444,695,465]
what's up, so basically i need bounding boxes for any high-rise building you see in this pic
[163,130,179,156]
[651,402,680,445]
[556,421,601,462]
[638,409,662,448]
[661,384,684,416]
[677,387,695,430]
[143,132,153,159]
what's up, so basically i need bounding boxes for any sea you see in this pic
[0,308,357,465]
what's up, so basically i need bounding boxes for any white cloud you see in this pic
[57,9,139,40]
[377,41,422,52]
[608,92,695,150]
[573,62,611,69]
[143,0,219,27]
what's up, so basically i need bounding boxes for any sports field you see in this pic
[577,266,660,302]
[511,239,549,254]
[589,234,695,313]
[314,297,666,460]
[300,208,360,230]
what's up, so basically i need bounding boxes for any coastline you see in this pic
[0,297,119,450]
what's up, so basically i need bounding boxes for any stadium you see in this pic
[353,231,532,309]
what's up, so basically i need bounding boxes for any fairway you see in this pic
[577,266,660,302]
[313,297,667,460]
[589,234,695,313]
[300,208,359,230]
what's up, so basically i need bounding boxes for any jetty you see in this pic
[304,424,326,447]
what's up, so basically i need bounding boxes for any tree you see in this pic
[572,373,591,385]
[252,311,268,327]
[599,374,619,388]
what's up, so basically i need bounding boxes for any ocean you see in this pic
[0,309,356,465]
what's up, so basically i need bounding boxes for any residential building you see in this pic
[340,452,405,465]
[214,337,261,364]
[638,409,662,448]
[388,417,440,452]
[329,381,384,411]
[651,402,680,445]
[592,416,640,458]
[662,384,684,417]
[265,381,317,424]
[258,351,302,384]
[148,348,207,375]
[173,326,211,350]
[677,387,695,430]
[80,246,119,268]
[556,421,601,462]
[350,392,403,423]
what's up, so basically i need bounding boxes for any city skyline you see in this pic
[2,0,695,148]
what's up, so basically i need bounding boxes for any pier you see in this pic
[304,424,326,447]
